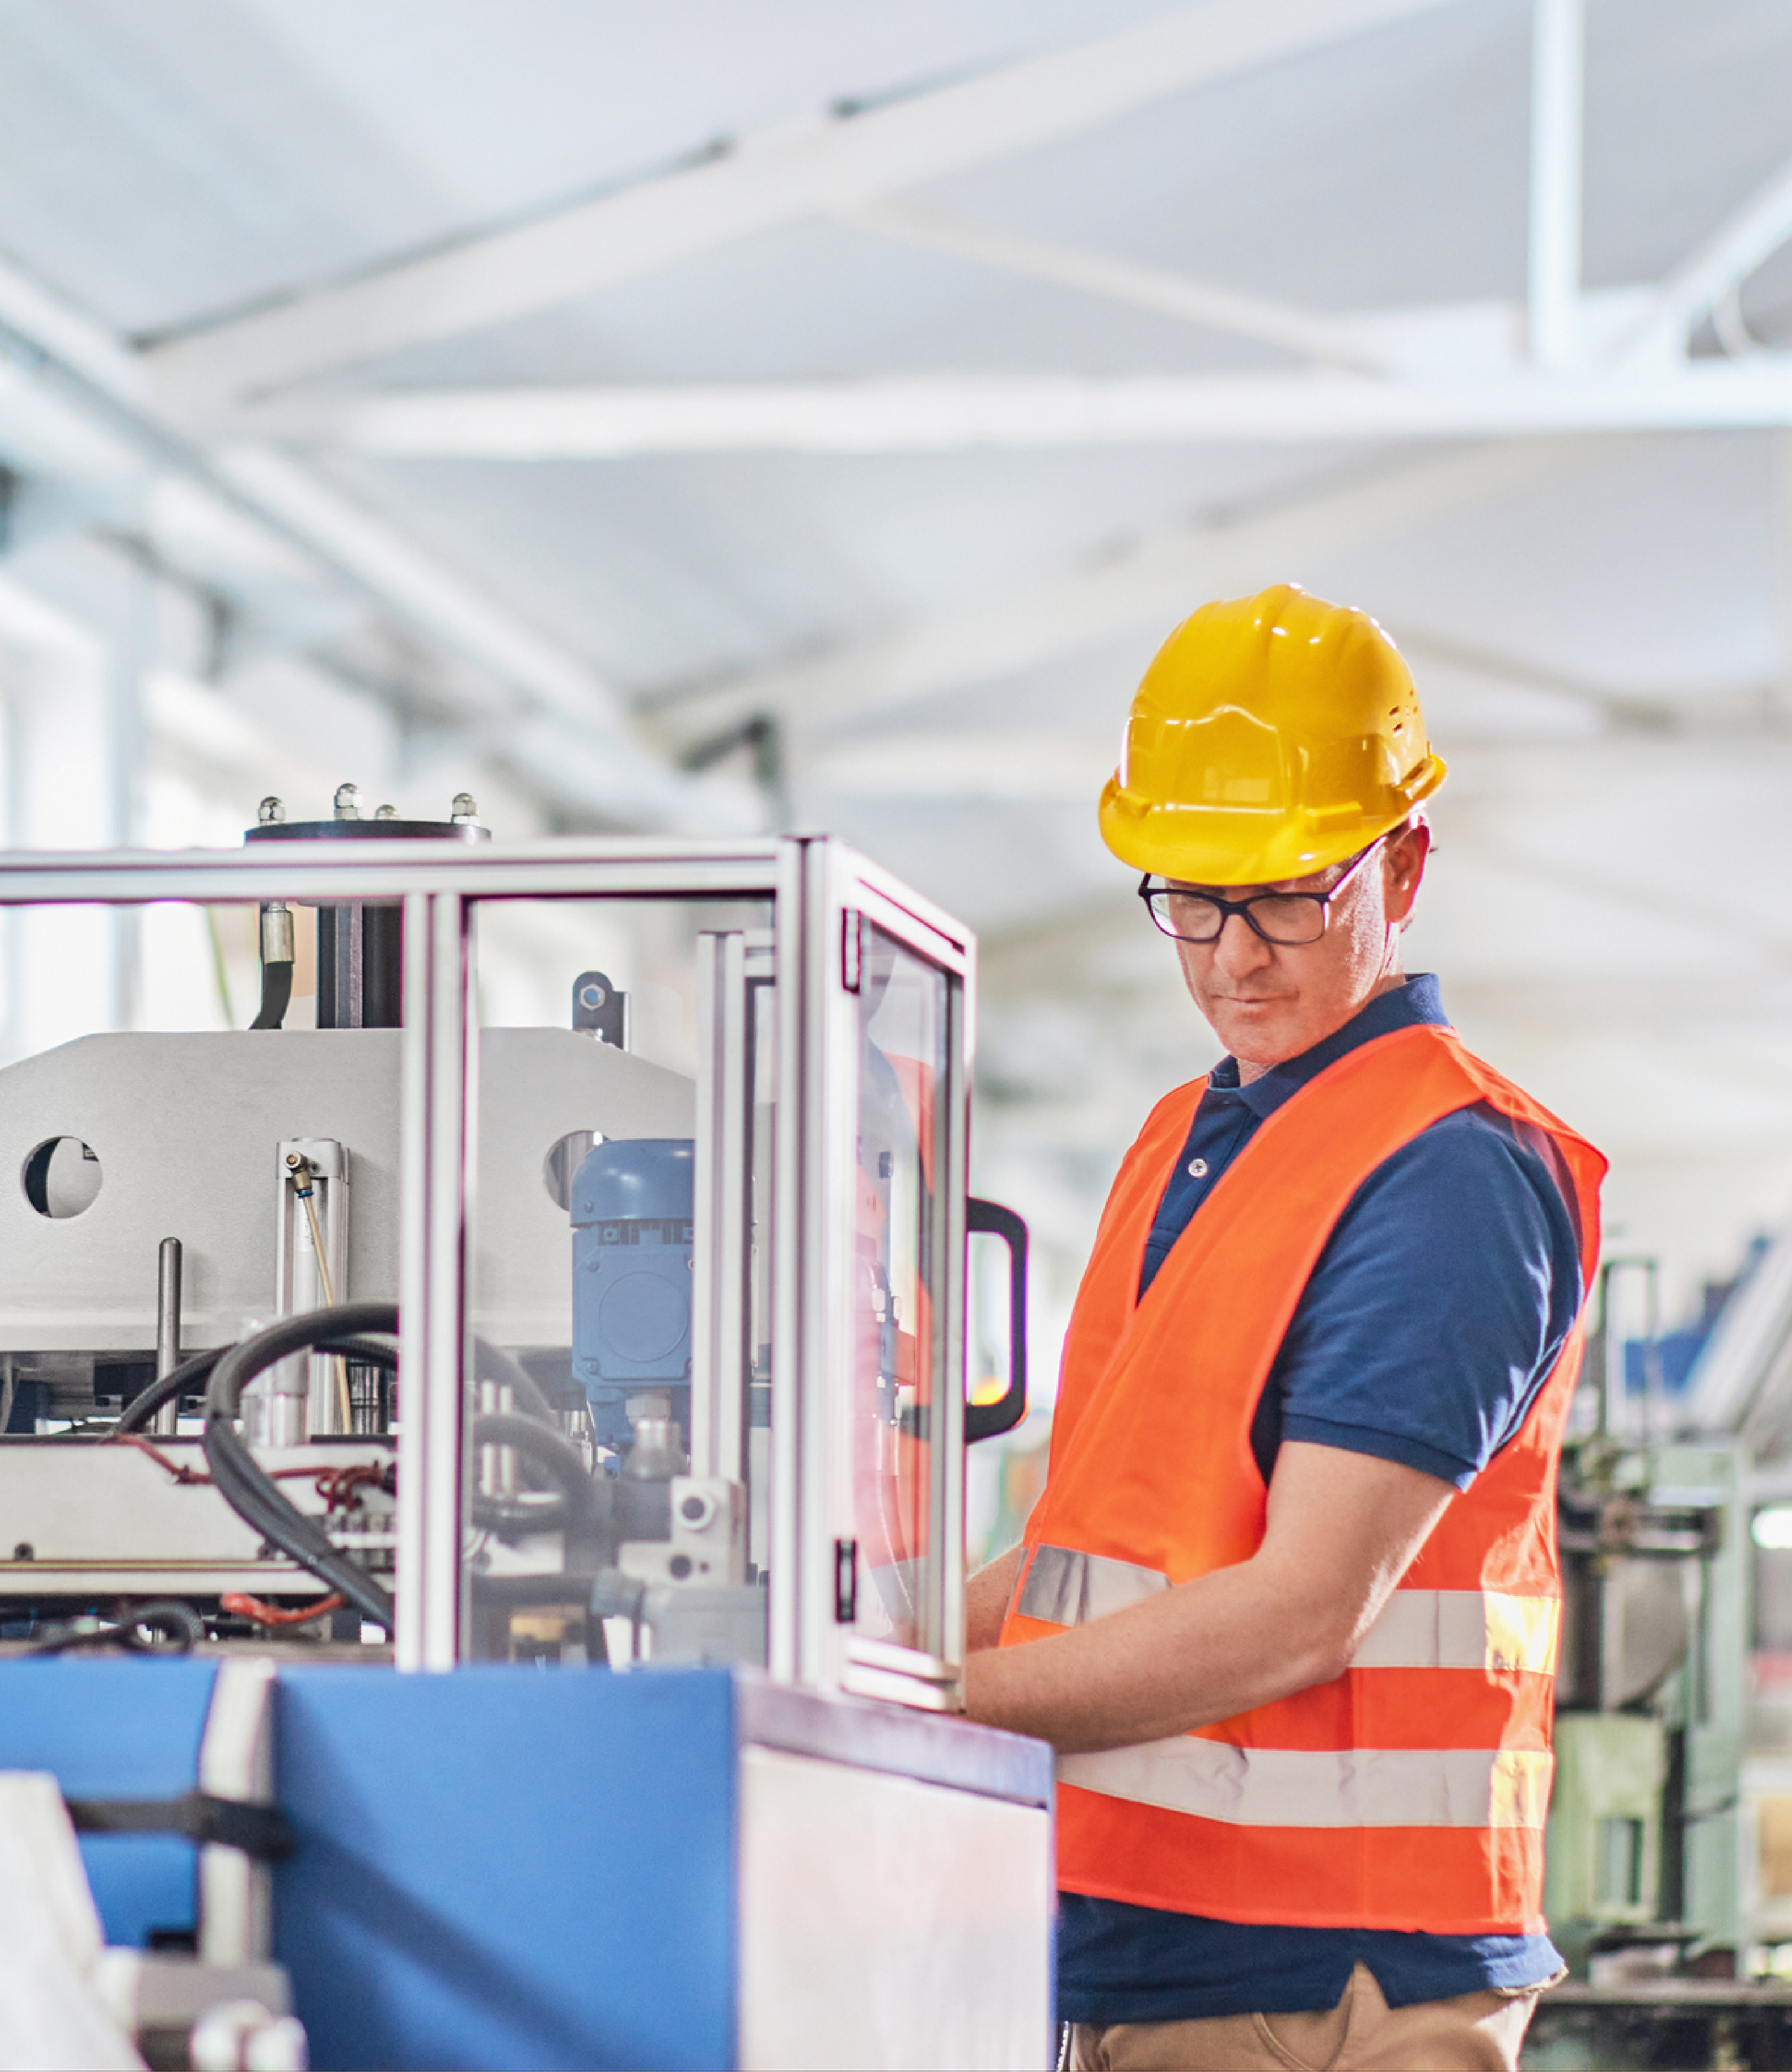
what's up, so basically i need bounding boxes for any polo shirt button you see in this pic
[1188,1158,1209,1178]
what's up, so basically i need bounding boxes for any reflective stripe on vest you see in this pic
[1016,1545,1168,1625]
[1353,1586,1559,1676]
[1017,1548,1559,1676]
[1057,1741,1552,1830]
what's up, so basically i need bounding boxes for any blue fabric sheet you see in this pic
[1059,975,1579,2023]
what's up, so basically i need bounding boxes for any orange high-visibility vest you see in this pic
[1000,1023,1604,1935]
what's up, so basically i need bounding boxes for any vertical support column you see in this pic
[690,931,749,1485]
[1671,1443,1746,1951]
[934,970,972,1678]
[801,842,863,1693]
[767,841,809,1683]
[1528,0,1585,368]
[396,890,472,1671]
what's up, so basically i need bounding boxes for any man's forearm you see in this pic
[962,1550,1343,1752]
[959,1441,1457,1753]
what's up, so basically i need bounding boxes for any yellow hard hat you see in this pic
[1098,583,1446,886]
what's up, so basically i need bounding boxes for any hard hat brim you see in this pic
[1099,752,1446,888]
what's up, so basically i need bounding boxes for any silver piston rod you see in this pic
[150,1235,182,1438]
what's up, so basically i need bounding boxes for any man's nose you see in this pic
[1212,910,1272,975]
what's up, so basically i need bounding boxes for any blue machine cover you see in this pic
[569,1137,694,1228]
[0,1657,217,1948]
[275,1665,737,2071]
[571,1139,694,1415]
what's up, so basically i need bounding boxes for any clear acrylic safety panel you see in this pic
[463,894,775,1668]
[0,896,323,1429]
[0,889,400,1644]
[849,924,952,1661]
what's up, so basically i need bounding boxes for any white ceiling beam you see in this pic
[646,439,1606,746]
[0,253,736,832]
[209,445,618,730]
[260,358,1792,456]
[0,251,148,407]
[840,200,1390,371]
[0,360,145,483]
[144,0,1466,407]
[1527,0,1584,368]
[1617,154,1792,367]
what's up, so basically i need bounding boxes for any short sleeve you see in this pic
[1264,1107,1583,1490]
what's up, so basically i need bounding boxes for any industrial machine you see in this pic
[1533,1262,1783,2070]
[0,808,1049,2071]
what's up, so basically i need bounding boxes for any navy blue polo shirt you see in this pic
[1057,975,1581,2025]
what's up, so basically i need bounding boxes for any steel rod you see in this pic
[151,1237,182,1438]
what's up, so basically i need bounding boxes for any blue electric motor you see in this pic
[570,1138,694,1451]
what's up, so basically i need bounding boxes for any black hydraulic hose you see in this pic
[249,959,292,1031]
[205,1303,399,1630]
[204,1431,393,1630]
[114,1345,225,1434]
[115,1334,397,1436]
[205,1304,397,1422]
[29,1600,205,1656]
[317,1334,401,1370]
[196,1307,577,1611]
[471,1339,560,1426]
[469,1411,596,1536]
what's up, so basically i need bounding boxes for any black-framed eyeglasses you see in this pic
[1138,841,1382,947]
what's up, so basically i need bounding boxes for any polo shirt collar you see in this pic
[1207,973,1450,1121]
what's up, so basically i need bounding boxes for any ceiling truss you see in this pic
[138,0,1792,462]
[5,0,1792,828]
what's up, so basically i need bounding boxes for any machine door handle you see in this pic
[966,1198,1028,1443]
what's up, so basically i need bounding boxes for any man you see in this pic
[964,585,1604,2072]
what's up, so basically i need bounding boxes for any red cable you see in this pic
[313,1462,391,1508]
[221,1592,347,1627]
[110,1432,337,1487]
[109,1431,208,1484]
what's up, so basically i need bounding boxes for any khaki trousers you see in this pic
[1067,1961,1545,2071]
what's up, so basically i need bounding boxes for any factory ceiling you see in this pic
[0,0,1790,1331]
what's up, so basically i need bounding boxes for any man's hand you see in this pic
[962,1442,1455,1752]
[966,1544,1025,1653]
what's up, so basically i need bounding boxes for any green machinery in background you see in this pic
[1525,1259,1792,2069]
[1545,1433,1746,1968]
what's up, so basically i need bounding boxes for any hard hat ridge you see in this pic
[1099,583,1446,887]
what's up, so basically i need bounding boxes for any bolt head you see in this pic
[257,796,285,825]
[333,782,361,820]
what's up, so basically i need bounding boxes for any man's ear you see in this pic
[1384,817,1431,926]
